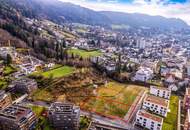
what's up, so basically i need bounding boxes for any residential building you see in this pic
[184,88,190,110]
[9,78,37,94]
[142,94,169,117]
[184,109,190,130]
[150,86,171,99]
[135,110,163,130]
[133,67,153,82]
[0,104,37,130]
[187,62,190,76]
[48,102,80,130]
[0,90,12,110]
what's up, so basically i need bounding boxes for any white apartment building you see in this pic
[135,110,163,130]
[133,67,153,82]
[150,86,171,99]
[142,94,169,117]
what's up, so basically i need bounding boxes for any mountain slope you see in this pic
[101,11,189,29]
[0,0,189,30]
[1,0,110,26]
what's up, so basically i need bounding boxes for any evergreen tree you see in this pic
[6,54,12,65]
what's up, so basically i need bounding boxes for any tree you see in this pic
[55,43,59,60]
[6,54,12,65]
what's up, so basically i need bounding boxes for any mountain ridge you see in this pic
[0,0,189,30]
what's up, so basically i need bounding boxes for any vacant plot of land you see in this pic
[32,89,54,102]
[35,66,75,78]
[68,49,102,58]
[81,82,146,118]
[162,96,179,130]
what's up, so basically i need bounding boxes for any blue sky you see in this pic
[60,0,190,24]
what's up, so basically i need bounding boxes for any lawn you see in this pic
[162,96,179,130]
[81,82,146,118]
[35,66,75,78]
[29,105,45,117]
[0,79,8,90]
[68,49,102,58]
[3,65,17,75]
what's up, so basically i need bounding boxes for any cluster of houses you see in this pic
[135,86,171,130]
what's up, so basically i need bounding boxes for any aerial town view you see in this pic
[0,0,190,130]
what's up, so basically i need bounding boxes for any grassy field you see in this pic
[35,66,75,78]
[162,96,179,130]
[3,65,17,75]
[68,49,102,58]
[81,82,146,118]
[29,105,45,117]
[0,79,8,90]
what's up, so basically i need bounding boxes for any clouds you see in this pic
[59,0,190,25]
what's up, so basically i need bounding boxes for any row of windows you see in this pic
[136,118,161,130]
[144,102,167,110]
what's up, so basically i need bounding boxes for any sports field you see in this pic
[81,82,146,118]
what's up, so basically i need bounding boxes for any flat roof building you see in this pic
[9,78,37,94]
[143,94,169,117]
[150,86,171,99]
[49,102,80,130]
[0,90,12,110]
[135,110,163,130]
[0,104,37,130]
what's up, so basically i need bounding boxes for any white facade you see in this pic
[150,86,171,99]
[134,67,153,82]
[142,95,169,117]
[187,62,190,76]
[135,110,163,130]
